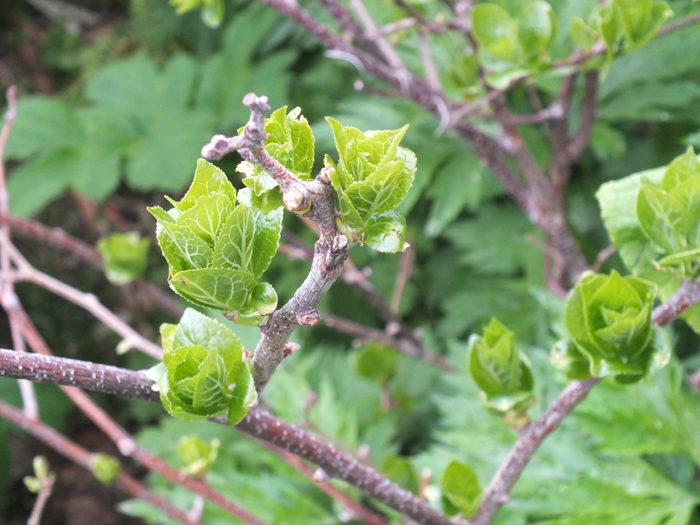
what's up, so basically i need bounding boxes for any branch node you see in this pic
[312,468,329,482]
[297,309,321,326]
[283,342,300,357]
[331,234,349,255]
[283,189,310,213]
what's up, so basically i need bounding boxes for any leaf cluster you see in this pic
[325,118,416,253]
[149,309,257,425]
[149,159,282,325]
[560,271,669,383]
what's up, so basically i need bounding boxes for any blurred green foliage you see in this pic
[2,0,700,523]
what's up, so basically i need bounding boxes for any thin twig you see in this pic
[472,277,700,524]
[254,438,389,525]
[390,242,415,314]
[26,468,54,525]
[471,378,600,525]
[0,211,185,319]
[0,349,455,525]
[417,29,442,94]
[3,304,271,525]
[0,233,163,359]
[322,313,453,371]
[0,86,39,420]
[0,399,204,525]
[564,70,599,165]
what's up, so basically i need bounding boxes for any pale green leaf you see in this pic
[472,4,518,60]
[173,308,243,356]
[158,222,213,270]
[169,268,256,312]
[363,211,409,253]
[212,206,255,273]
[97,232,149,285]
[441,461,481,518]
[177,192,234,246]
[227,362,257,426]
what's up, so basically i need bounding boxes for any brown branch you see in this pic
[472,277,700,524]
[255,438,389,525]
[0,211,184,319]
[203,93,350,393]
[2,301,270,525]
[0,349,455,525]
[564,70,599,165]
[655,11,700,38]
[27,465,54,525]
[0,398,204,525]
[470,377,600,525]
[322,313,453,371]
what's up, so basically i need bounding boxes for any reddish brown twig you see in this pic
[0,398,204,525]
[0,348,454,525]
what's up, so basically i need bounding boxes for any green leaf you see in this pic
[467,318,535,415]
[177,435,220,477]
[231,282,278,326]
[565,271,662,380]
[177,192,235,246]
[180,159,236,212]
[156,310,254,422]
[169,268,257,312]
[441,460,481,518]
[382,456,419,494]
[363,211,409,253]
[173,309,243,356]
[353,344,398,383]
[212,206,256,272]
[158,221,214,271]
[97,232,149,286]
[570,17,600,51]
[344,149,416,221]
[472,4,518,60]
[227,361,257,426]
[250,208,283,279]
[89,454,121,485]
[518,0,556,59]
[200,0,225,27]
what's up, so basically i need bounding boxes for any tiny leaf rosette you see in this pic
[148,308,257,425]
[97,232,149,286]
[467,317,535,417]
[325,117,415,253]
[149,159,282,324]
[563,270,670,384]
[177,436,220,477]
[237,106,314,214]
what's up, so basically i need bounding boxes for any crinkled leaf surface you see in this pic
[169,269,256,312]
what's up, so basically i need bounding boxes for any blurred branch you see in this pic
[322,313,453,371]
[1,349,456,525]
[0,233,163,359]
[2,302,271,525]
[0,85,39,420]
[26,463,55,525]
[0,211,185,319]
[255,438,389,525]
[0,398,205,525]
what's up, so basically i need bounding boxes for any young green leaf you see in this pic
[97,232,149,286]
[152,309,256,423]
[363,211,409,254]
[441,460,481,518]
[90,454,121,484]
[177,436,220,477]
[471,4,518,61]
[169,268,257,312]
[353,344,398,383]
[564,271,668,383]
[467,318,535,416]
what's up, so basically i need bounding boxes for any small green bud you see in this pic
[90,453,121,484]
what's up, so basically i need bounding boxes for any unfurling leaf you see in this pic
[237,106,314,209]
[177,436,220,477]
[90,453,121,484]
[467,318,535,417]
[637,146,700,276]
[150,309,257,424]
[382,456,419,494]
[150,159,281,323]
[563,270,670,383]
[97,232,149,285]
[325,118,415,252]
[441,461,481,518]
